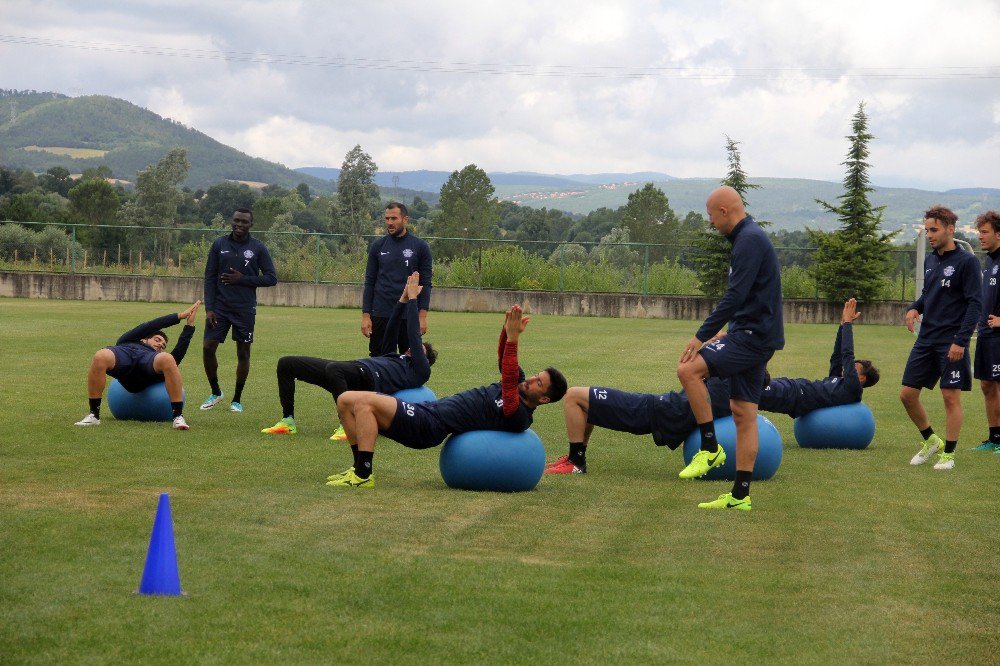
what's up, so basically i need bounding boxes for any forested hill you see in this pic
[0,91,330,192]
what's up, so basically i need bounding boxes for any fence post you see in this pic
[642,245,649,295]
[315,235,321,284]
[70,226,76,274]
[558,244,565,292]
[477,241,483,290]
[152,237,158,277]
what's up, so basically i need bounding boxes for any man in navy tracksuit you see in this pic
[362,202,432,356]
[760,298,879,417]
[201,208,278,413]
[261,272,436,441]
[902,206,981,471]
[971,210,1000,453]
[75,301,201,430]
[328,305,567,488]
[677,186,783,511]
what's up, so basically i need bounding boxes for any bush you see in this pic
[782,265,818,299]
[647,259,700,295]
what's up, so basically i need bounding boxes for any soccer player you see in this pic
[548,300,879,474]
[676,185,783,511]
[759,298,879,418]
[200,208,278,413]
[261,272,436,437]
[362,202,432,356]
[545,378,733,474]
[902,206,981,470]
[328,305,567,488]
[75,301,201,430]
[972,210,1000,453]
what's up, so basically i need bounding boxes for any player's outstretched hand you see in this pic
[504,304,530,340]
[179,300,201,325]
[404,271,422,302]
[842,298,860,324]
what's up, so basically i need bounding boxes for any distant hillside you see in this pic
[0,91,332,192]
[495,177,1000,234]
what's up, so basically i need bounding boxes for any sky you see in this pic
[2,0,999,191]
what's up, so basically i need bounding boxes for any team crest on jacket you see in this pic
[403,249,414,258]
[244,250,255,259]
[943,265,955,277]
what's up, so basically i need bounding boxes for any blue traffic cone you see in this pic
[138,493,182,596]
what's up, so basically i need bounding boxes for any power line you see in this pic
[2,34,998,80]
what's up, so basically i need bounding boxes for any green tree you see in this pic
[199,181,257,223]
[117,148,190,257]
[621,182,676,261]
[80,165,113,181]
[335,145,380,239]
[809,102,897,302]
[693,135,761,296]
[295,182,313,205]
[39,167,74,197]
[68,179,119,225]
[436,164,500,258]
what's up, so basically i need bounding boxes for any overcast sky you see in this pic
[3,1,999,190]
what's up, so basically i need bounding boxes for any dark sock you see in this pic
[171,402,183,418]
[355,451,373,479]
[350,444,359,468]
[89,397,101,419]
[699,422,718,452]
[209,379,222,396]
[232,381,246,404]
[945,440,957,454]
[919,426,934,440]
[568,442,586,466]
[989,426,1000,443]
[732,470,753,500]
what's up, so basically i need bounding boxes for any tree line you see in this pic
[0,102,908,301]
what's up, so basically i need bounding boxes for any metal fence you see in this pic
[0,220,923,300]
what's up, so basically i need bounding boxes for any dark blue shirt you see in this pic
[696,216,784,350]
[357,300,431,393]
[427,368,531,435]
[203,233,277,313]
[108,313,194,390]
[363,232,432,318]
[651,377,732,447]
[978,249,1000,338]
[910,246,981,347]
[759,324,862,418]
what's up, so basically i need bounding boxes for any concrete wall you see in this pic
[0,271,907,325]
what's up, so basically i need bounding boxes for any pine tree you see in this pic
[335,145,380,242]
[692,136,760,296]
[809,102,897,302]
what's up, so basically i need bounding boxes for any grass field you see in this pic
[1,298,996,664]
[22,145,110,159]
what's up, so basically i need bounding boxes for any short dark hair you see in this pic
[544,367,568,402]
[924,205,956,227]
[858,359,879,388]
[424,342,437,366]
[150,330,168,345]
[975,210,1000,234]
[385,201,409,217]
[234,207,254,222]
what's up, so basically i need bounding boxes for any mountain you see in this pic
[0,91,332,192]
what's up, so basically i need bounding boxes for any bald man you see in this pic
[676,186,784,511]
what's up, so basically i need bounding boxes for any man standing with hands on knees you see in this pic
[201,208,278,414]
[676,186,783,511]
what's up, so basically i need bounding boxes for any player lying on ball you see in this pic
[547,299,879,474]
[327,305,567,488]
[75,301,201,430]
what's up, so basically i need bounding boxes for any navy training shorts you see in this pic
[382,398,450,449]
[902,341,971,391]
[699,330,774,404]
[204,308,256,344]
[974,335,1000,381]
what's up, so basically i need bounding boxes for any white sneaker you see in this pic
[75,413,100,426]
[200,393,224,410]
[910,434,943,465]
[172,415,190,430]
[933,452,955,470]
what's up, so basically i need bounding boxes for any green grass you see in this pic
[0,298,996,664]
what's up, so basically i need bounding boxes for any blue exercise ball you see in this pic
[682,415,783,481]
[439,429,546,492]
[107,379,184,422]
[393,386,437,403]
[794,402,875,449]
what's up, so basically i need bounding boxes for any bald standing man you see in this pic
[676,186,784,511]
